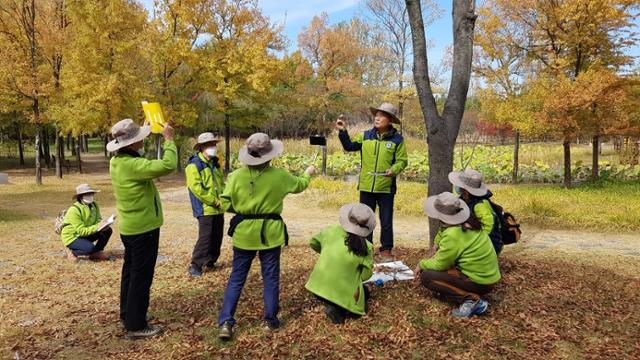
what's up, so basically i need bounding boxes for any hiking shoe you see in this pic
[452,300,486,318]
[125,325,163,339]
[89,251,110,261]
[204,261,218,272]
[188,264,203,277]
[379,249,394,262]
[324,304,346,324]
[262,321,280,331]
[218,322,233,341]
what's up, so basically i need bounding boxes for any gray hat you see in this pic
[238,133,284,166]
[369,102,401,124]
[194,132,221,150]
[423,192,470,225]
[74,183,100,200]
[448,168,488,197]
[106,119,151,152]
[339,203,377,237]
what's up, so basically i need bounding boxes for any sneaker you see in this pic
[188,264,203,277]
[379,249,394,262]
[204,261,218,272]
[324,304,345,324]
[89,251,110,261]
[262,321,280,331]
[452,299,486,318]
[218,322,233,341]
[125,324,163,339]
[473,299,489,315]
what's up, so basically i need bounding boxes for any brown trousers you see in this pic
[420,268,493,304]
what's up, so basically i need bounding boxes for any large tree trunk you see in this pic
[407,0,476,245]
[512,130,520,183]
[103,135,109,158]
[66,134,71,151]
[55,131,62,178]
[592,134,599,180]
[42,126,51,167]
[76,136,82,173]
[35,125,42,185]
[563,139,571,187]
[71,136,76,156]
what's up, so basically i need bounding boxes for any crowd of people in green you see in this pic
[58,103,503,340]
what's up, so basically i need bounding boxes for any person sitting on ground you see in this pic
[415,192,501,318]
[186,132,225,278]
[305,203,375,324]
[217,133,316,341]
[448,168,503,254]
[336,103,408,262]
[61,183,112,262]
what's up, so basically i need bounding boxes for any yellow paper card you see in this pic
[141,101,166,134]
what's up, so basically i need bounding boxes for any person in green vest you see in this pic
[415,192,501,318]
[107,118,176,339]
[336,103,408,262]
[61,183,112,262]
[449,169,503,254]
[185,132,225,277]
[305,203,376,324]
[217,133,316,341]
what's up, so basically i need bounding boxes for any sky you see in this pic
[139,0,640,73]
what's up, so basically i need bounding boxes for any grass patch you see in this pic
[304,178,640,233]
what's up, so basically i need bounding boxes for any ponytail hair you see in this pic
[462,212,483,231]
[345,232,369,257]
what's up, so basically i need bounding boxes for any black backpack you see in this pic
[487,201,521,245]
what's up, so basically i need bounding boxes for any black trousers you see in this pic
[191,214,224,269]
[120,228,160,331]
[420,268,493,304]
[359,191,395,251]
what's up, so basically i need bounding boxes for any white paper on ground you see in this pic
[364,260,415,284]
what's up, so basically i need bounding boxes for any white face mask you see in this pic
[81,195,94,205]
[137,148,145,156]
[204,147,217,157]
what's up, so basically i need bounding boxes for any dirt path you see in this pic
[160,185,640,257]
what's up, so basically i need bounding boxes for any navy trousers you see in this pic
[218,246,281,327]
[359,191,395,251]
[67,227,112,256]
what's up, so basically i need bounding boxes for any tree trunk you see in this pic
[78,135,85,153]
[592,134,599,180]
[563,139,571,187]
[103,135,108,158]
[512,130,520,183]
[76,136,82,173]
[224,105,231,174]
[406,0,477,245]
[67,134,71,151]
[17,125,25,166]
[84,135,89,153]
[35,125,42,185]
[71,136,76,155]
[61,135,65,161]
[155,134,162,159]
[321,114,328,176]
[55,131,62,178]
[43,126,51,167]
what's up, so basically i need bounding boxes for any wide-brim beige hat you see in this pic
[73,183,100,200]
[448,168,488,197]
[424,192,470,225]
[339,203,376,237]
[369,102,401,124]
[193,132,221,150]
[106,119,151,152]
[238,133,284,166]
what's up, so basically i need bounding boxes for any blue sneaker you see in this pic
[452,299,488,318]
[188,264,202,278]
[473,299,489,315]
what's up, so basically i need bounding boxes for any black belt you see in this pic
[227,214,289,246]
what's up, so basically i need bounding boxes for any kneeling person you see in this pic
[186,132,225,277]
[61,184,112,262]
[416,192,501,318]
[305,203,375,324]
